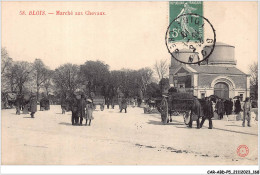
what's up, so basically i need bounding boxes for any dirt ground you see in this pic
[1,105,258,165]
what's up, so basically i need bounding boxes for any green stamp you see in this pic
[169,1,203,42]
[166,1,216,64]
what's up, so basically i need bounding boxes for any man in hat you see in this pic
[70,93,79,125]
[200,97,214,129]
[15,93,22,115]
[234,97,242,114]
[78,94,86,126]
[29,94,37,118]
[242,97,251,127]
[215,98,224,120]
[120,96,127,113]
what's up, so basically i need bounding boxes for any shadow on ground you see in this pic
[213,127,257,136]
[59,122,72,126]
[147,119,184,126]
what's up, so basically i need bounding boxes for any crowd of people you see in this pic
[11,88,255,129]
[59,90,129,126]
[14,93,38,118]
[189,96,253,129]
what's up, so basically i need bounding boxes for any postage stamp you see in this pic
[166,1,216,64]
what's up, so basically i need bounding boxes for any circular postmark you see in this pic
[237,145,249,157]
[165,13,216,64]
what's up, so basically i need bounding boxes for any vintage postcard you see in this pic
[1,0,259,173]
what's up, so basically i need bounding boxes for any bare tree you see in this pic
[12,61,34,93]
[249,62,258,99]
[53,63,81,95]
[1,48,15,92]
[2,64,17,92]
[138,67,153,98]
[33,59,49,100]
[42,70,54,96]
[1,48,13,75]
[154,59,169,94]
[153,59,169,81]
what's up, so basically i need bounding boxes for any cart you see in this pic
[158,92,199,125]
[92,96,105,111]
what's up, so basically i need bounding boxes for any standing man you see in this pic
[120,96,127,113]
[234,98,242,114]
[226,98,233,120]
[188,96,201,129]
[242,97,251,127]
[15,93,22,115]
[215,98,224,120]
[118,92,124,110]
[29,94,37,118]
[200,97,214,129]
[228,98,233,115]
[109,86,115,109]
[78,94,86,126]
[71,94,79,125]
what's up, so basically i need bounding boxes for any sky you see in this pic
[1,1,258,74]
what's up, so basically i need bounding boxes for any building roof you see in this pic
[188,65,247,75]
[214,42,235,48]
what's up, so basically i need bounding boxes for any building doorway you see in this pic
[214,82,229,99]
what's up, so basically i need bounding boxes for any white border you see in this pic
[0,0,259,174]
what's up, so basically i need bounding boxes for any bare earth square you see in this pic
[1,105,258,165]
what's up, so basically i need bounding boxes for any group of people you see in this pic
[59,89,129,126]
[188,97,214,129]
[214,98,233,120]
[189,96,253,129]
[61,93,94,126]
[14,93,38,118]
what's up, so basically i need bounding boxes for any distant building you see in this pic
[169,42,250,100]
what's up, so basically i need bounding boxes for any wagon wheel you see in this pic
[183,110,191,125]
[160,98,168,125]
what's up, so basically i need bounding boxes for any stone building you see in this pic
[169,42,250,100]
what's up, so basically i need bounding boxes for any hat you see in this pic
[87,99,92,103]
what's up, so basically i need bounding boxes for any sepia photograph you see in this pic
[1,0,259,174]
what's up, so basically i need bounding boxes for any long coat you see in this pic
[85,103,94,120]
[78,98,86,118]
[203,100,214,118]
[227,100,233,115]
[29,97,37,113]
[215,100,224,115]
[224,100,229,115]
[234,100,241,114]
[70,97,78,113]
[121,98,127,110]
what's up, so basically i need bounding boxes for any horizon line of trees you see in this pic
[1,47,170,101]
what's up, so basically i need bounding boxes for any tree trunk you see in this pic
[37,86,40,101]
[19,85,23,94]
